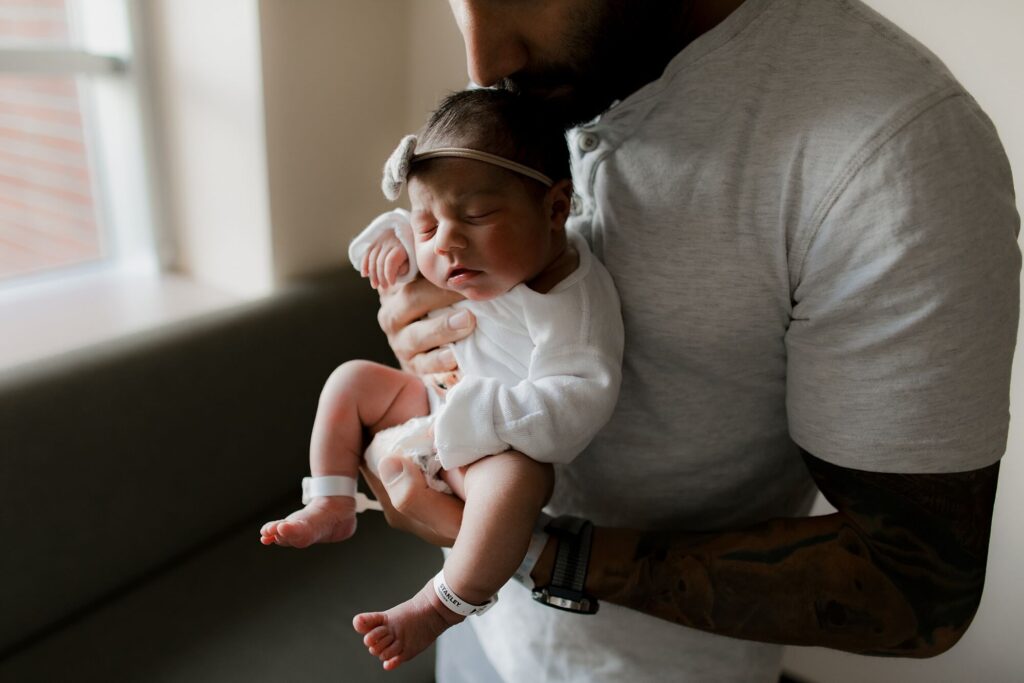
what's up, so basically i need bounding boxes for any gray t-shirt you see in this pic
[468,0,1021,681]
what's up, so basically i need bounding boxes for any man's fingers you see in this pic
[410,347,460,377]
[390,310,476,367]
[383,459,463,542]
[377,278,465,337]
[360,459,461,547]
[360,463,441,542]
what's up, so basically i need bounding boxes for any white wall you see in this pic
[145,0,274,297]
[146,0,424,294]
[784,2,1024,681]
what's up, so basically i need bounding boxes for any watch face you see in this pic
[535,515,600,614]
[532,589,599,615]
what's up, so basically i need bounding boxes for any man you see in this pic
[362,0,1020,680]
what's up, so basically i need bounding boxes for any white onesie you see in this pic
[350,209,625,485]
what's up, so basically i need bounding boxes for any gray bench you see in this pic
[0,270,440,682]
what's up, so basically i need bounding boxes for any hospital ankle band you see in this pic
[432,570,498,617]
[301,476,357,504]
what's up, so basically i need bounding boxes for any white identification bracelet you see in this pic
[432,571,498,617]
[513,512,552,590]
[302,475,357,502]
[301,476,382,512]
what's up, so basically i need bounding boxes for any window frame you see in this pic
[0,0,162,288]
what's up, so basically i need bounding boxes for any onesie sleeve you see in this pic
[786,94,1020,473]
[347,208,419,284]
[434,254,625,469]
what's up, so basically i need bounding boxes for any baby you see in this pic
[260,89,623,670]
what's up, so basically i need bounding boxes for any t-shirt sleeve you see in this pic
[786,94,1021,473]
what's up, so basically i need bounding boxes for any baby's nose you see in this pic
[435,224,467,253]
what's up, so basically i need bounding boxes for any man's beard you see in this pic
[494,1,692,129]
[495,70,616,130]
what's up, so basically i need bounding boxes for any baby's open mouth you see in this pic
[447,267,481,285]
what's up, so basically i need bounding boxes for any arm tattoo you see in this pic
[591,450,999,657]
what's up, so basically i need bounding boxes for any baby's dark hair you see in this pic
[417,89,571,184]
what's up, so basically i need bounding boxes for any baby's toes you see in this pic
[276,520,313,548]
[379,640,404,664]
[353,611,387,635]
[367,632,394,656]
[259,522,283,545]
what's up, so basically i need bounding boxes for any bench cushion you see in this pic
[0,270,391,653]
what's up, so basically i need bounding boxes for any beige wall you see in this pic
[406,0,467,132]
[259,0,412,283]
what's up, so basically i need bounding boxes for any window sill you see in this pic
[0,265,242,373]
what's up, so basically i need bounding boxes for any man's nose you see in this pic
[450,0,528,87]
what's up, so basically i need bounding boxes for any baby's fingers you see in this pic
[383,248,409,289]
[360,249,371,279]
[366,244,382,289]
[376,245,393,290]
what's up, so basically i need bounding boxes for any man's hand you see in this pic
[377,277,475,375]
[360,457,464,547]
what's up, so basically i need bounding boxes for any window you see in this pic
[0,0,154,284]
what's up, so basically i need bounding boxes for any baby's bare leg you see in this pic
[353,452,553,670]
[445,453,554,601]
[260,360,428,548]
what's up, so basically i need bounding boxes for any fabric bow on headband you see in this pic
[381,134,554,201]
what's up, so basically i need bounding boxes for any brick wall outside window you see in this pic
[0,0,103,281]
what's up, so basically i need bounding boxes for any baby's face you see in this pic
[408,159,556,301]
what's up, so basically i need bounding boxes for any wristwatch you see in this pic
[531,515,600,615]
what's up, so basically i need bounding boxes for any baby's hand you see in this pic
[361,232,409,291]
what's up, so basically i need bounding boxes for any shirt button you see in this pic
[578,132,599,152]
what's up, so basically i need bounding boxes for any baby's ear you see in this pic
[546,178,574,229]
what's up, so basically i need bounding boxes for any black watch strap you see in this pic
[531,515,599,615]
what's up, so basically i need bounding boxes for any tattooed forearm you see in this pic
[582,451,999,657]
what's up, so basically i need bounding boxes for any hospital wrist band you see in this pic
[432,571,498,617]
[513,512,553,590]
[301,476,357,504]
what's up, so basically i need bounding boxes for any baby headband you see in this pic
[382,134,554,201]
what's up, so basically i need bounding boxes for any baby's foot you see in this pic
[353,579,464,671]
[260,496,357,548]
